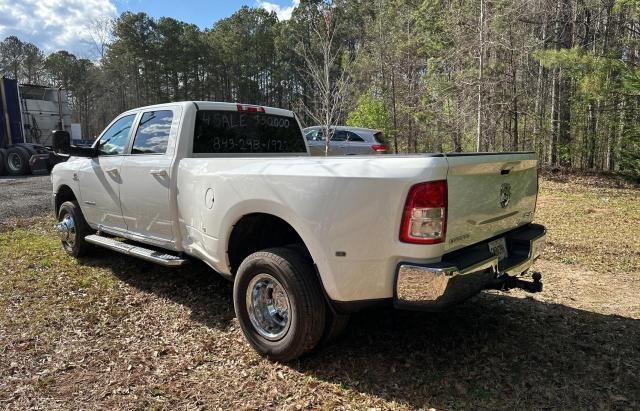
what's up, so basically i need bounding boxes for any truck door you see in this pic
[119,108,178,245]
[78,114,136,230]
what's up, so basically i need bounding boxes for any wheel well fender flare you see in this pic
[54,184,78,216]
[222,200,328,274]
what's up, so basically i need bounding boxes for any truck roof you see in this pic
[121,101,296,118]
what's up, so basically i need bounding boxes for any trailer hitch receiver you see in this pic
[489,271,542,293]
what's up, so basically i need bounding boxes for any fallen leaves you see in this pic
[0,174,638,409]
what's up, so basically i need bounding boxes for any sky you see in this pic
[0,0,299,58]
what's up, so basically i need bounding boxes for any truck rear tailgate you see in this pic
[444,153,538,252]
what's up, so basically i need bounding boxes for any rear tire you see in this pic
[0,148,6,176]
[5,146,30,176]
[233,247,326,362]
[57,201,93,258]
[283,243,350,345]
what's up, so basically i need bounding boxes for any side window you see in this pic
[347,131,365,142]
[98,115,136,156]
[305,130,319,141]
[332,130,348,141]
[132,110,173,154]
[306,129,325,141]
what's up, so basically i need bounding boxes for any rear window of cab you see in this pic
[193,110,307,154]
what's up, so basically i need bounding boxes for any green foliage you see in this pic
[414,0,452,55]
[534,47,624,101]
[346,92,393,134]
[618,67,640,175]
[3,0,640,174]
[614,0,640,14]
[620,129,640,176]
[0,36,45,83]
[623,68,640,95]
[45,51,78,89]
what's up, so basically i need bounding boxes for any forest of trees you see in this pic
[1,0,639,175]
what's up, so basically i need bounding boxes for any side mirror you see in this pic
[52,130,96,157]
[52,130,71,154]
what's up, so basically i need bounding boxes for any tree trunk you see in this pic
[550,68,558,165]
[391,66,398,154]
[476,0,485,152]
[556,0,573,166]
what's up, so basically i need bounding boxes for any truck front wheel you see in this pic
[57,201,93,258]
[233,247,326,361]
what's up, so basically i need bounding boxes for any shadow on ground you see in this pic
[80,251,640,409]
[79,250,236,330]
[301,299,639,408]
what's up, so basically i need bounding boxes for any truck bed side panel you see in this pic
[176,155,450,302]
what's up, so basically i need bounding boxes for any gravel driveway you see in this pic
[0,175,52,220]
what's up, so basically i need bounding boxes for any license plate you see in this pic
[488,237,508,260]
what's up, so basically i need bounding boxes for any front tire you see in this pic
[233,247,326,362]
[57,201,93,257]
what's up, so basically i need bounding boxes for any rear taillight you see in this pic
[371,144,387,153]
[400,180,447,244]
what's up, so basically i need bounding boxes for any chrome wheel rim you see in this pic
[7,152,22,172]
[246,273,291,341]
[56,212,76,248]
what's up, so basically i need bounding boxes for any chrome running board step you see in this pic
[84,234,188,267]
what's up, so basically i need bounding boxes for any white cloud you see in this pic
[256,0,299,21]
[0,0,117,57]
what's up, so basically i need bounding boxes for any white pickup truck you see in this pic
[51,101,546,361]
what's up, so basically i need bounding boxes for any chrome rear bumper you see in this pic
[394,224,546,310]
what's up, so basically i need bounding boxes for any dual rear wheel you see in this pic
[233,247,350,361]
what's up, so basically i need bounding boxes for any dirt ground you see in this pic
[0,173,638,409]
[0,175,52,220]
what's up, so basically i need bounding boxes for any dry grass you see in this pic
[1,174,639,409]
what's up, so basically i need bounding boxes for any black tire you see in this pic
[0,148,6,176]
[233,247,326,362]
[282,243,350,345]
[5,146,30,176]
[57,201,93,258]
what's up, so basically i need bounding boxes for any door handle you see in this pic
[105,168,119,174]
[149,169,168,177]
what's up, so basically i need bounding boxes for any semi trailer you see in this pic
[0,77,71,176]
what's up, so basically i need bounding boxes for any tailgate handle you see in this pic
[501,161,520,175]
